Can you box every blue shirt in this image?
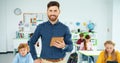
[12,53,33,63]
[28,20,73,60]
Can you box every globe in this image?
[87,23,95,30]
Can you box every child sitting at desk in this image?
[12,43,33,63]
[80,34,94,63]
[96,40,120,63]
[76,33,85,45]
[76,33,85,50]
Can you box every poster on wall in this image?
[23,13,44,32]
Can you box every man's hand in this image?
[34,59,42,63]
[52,40,66,49]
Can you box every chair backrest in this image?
[67,52,78,63]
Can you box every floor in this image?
[0,53,98,63]
[0,52,71,63]
[0,53,14,63]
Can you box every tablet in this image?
[50,37,64,46]
[107,61,118,63]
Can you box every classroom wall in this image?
[0,0,7,52]
[59,0,113,50]
[112,0,120,50]
[0,0,114,52]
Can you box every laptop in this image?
[107,61,118,63]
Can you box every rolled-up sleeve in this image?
[62,27,73,52]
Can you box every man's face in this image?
[47,6,60,22]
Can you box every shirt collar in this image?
[47,20,60,25]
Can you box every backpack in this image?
[67,52,78,63]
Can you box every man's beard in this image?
[48,15,58,21]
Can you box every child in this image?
[80,34,94,63]
[76,33,85,50]
[76,33,85,45]
[12,43,33,63]
[96,40,120,63]
[80,34,93,50]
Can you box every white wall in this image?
[0,0,7,52]
[112,0,120,50]
[59,0,113,49]
[0,0,113,52]
[6,0,50,51]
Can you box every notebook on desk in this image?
[107,61,118,63]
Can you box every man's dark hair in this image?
[47,1,60,9]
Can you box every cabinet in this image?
[13,38,28,49]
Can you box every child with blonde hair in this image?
[96,40,120,63]
[12,43,33,63]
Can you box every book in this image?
[50,37,64,46]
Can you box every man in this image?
[28,1,73,63]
